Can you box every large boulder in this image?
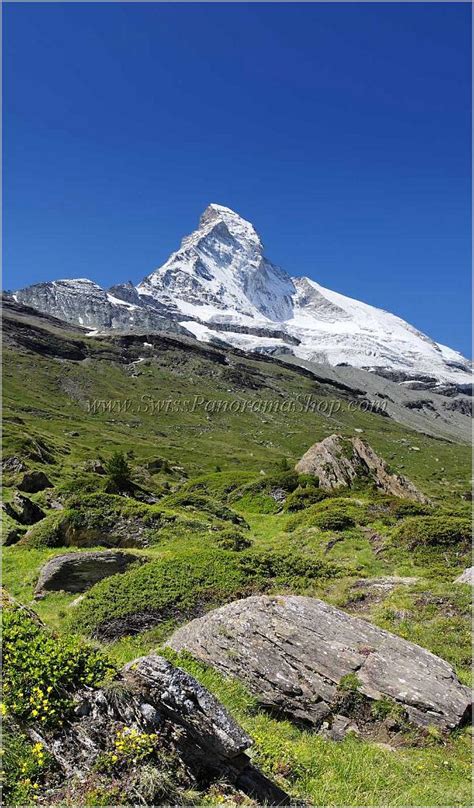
[29,653,289,805]
[35,550,143,595]
[18,470,52,493]
[295,434,429,502]
[167,595,470,732]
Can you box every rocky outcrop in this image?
[35,551,144,596]
[2,492,45,524]
[295,434,429,502]
[454,567,474,585]
[167,595,471,733]
[2,456,27,474]
[28,653,289,805]
[18,470,52,493]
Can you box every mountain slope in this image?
[13,204,472,392]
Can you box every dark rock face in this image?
[18,470,52,493]
[3,527,27,546]
[29,653,289,805]
[14,278,189,336]
[167,595,471,732]
[35,550,143,595]
[2,493,45,525]
[295,434,429,502]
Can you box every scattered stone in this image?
[168,595,471,732]
[35,550,144,595]
[354,576,419,592]
[321,714,359,742]
[81,459,106,474]
[454,567,474,586]
[18,470,52,493]
[2,492,45,525]
[2,455,27,474]
[295,434,429,502]
[67,431,80,437]
[269,487,286,503]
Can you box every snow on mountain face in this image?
[137,204,296,322]
[13,203,472,391]
[138,204,472,389]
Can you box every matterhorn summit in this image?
[13,203,472,392]
[137,203,296,323]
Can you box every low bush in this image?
[214,528,253,551]
[73,545,341,639]
[286,498,364,533]
[2,598,113,727]
[73,549,250,637]
[20,511,66,548]
[283,485,328,512]
[393,516,471,548]
[159,491,247,527]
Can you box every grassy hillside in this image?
[2,304,472,806]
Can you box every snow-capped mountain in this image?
[13,203,472,392]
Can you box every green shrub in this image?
[390,500,433,519]
[229,471,300,503]
[20,511,66,548]
[73,549,250,637]
[338,673,361,693]
[311,511,356,531]
[393,516,471,547]
[2,599,114,726]
[214,528,253,551]
[239,548,340,587]
[55,473,106,499]
[283,485,328,512]
[104,450,133,491]
[73,545,341,639]
[286,498,362,532]
[2,726,54,806]
[160,491,247,527]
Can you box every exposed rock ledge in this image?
[295,434,429,502]
[27,653,289,805]
[167,595,470,732]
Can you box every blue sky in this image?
[4,2,471,356]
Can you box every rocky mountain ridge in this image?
[12,204,472,394]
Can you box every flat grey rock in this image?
[35,550,142,595]
[167,595,471,732]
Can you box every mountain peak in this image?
[198,203,262,249]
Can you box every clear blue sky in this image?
[4,2,471,356]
